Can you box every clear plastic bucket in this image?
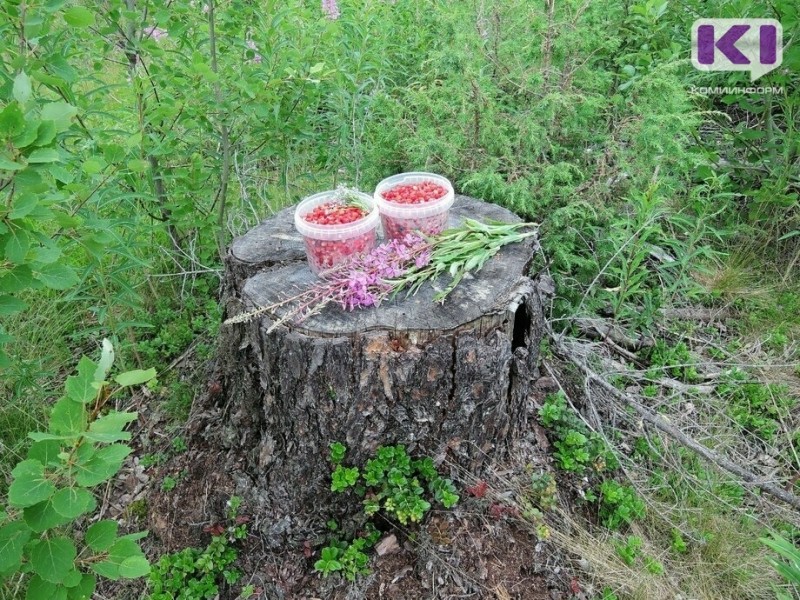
[374,172,455,240]
[294,190,380,275]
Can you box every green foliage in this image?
[539,392,618,474]
[314,532,379,582]
[330,443,459,526]
[529,472,558,511]
[760,533,800,599]
[716,369,797,444]
[598,480,646,530]
[147,504,247,600]
[0,341,152,598]
[647,340,700,383]
[615,535,643,566]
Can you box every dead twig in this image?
[549,331,800,514]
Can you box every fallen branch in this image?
[572,317,655,350]
[549,332,800,513]
[659,307,731,321]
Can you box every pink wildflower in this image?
[321,0,340,20]
[144,26,168,42]
[246,40,263,64]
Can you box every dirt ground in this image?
[99,373,580,600]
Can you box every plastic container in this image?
[374,172,455,240]
[294,190,380,275]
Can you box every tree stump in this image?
[212,195,549,543]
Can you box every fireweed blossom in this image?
[224,234,430,330]
[321,0,340,20]
[246,39,263,64]
[144,26,168,41]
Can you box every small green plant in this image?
[0,340,153,599]
[647,340,699,383]
[160,469,188,492]
[147,499,248,600]
[615,535,643,566]
[760,533,800,599]
[670,528,688,554]
[239,584,256,598]
[598,480,646,530]
[172,436,188,454]
[598,587,620,600]
[716,368,797,442]
[314,532,379,582]
[644,556,664,575]
[539,392,618,474]
[529,472,558,511]
[329,444,459,525]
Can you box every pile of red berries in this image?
[303,202,367,225]
[303,231,375,274]
[381,181,448,204]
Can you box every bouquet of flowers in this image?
[224,218,537,332]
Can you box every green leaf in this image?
[9,194,39,219]
[27,148,60,163]
[85,411,137,442]
[90,560,120,580]
[0,521,32,571]
[35,262,79,290]
[0,154,25,171]
[34,120,57,146]
[40,102,77,133]
[29,536,77,584]
[9,460,56,508]
[65,356,98,403]
[63,6,94,27]
[0,264,34,292]
[5,229,30,264]
[126,159,148,173]
[119,555,150,578]
[81,158,103,174]
[66,574,95,600]
[74,444,131,486]
[0,294,27,316]
[62,568,82,587]
[48,397,86,436]
[94,339,115,381]
[85,520,118,552]
[0,102,25,137]
[13,119,39,148]
[51,487,94,519]
[114,368,156,387]
[24,497,72,532]
[27,439,63,464]
[13,71,32,104]
[25,575,65,600]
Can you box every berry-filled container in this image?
[294,190,380,276]
[374,172,455,241]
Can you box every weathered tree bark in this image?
[208,196,549,544]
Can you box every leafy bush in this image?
[598,480,646,530]
[539,392,618,474]
[314,531,379,582]
[0,341,153,599]
[330,443,459,526]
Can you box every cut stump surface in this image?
[212,195,550,544]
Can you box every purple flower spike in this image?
[321,0,340,20]
[144,26,168,41]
